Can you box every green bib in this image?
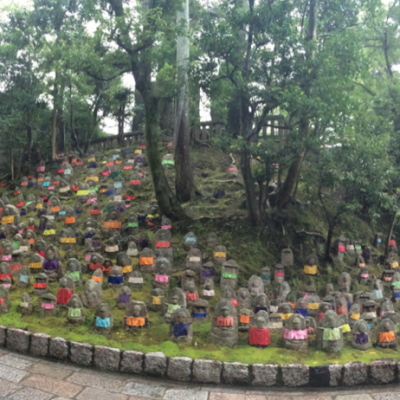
[68,308,82,317]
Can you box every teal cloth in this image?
[96,317,111,328]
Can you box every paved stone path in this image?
[0,348,399,400]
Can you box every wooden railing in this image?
[89,116,289,152]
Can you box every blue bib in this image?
[96,317,111,328]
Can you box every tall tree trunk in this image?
[117,106,125,145]
[145,95,187,220]
[275,0,319,208]
[132,90,144,131]
[174,0,193,203]
[57,83,65,153]
[241,150,260,225]
[325,222,335,260]
[386,211,397,258]
[51,104,57,161]
[27,111,32,170]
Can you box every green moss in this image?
[1,144,398,366]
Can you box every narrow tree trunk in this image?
[132,91,144,131]
[325,222,335,260]
[145,95,187,220]
[117,107,125,145]
[241,150,260,225]
[386,211,397,258]
[11,150,14,181]
[275,152,304,207]
[51,105,57,161]
[27,111,32,170]
[174,0,193,203]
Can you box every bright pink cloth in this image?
[155,274,169,283]
[162,225,171,229]
[338,245,345,252]
[41,303,54,309]
[275,272,284,277]
[283,329,307,340]
[87,198,97,205]
[2,255,11,261]
[85,254,91,261]
[37,166,45,172]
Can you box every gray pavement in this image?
[0,348,398,399]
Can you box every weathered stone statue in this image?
[186,247,202,271]
[274,264,285,284]
[247,275,264,297]
[117,286,131,309]
[128,270,143,290]
[81,279,103,309]
[183,232,197,251]
[220,260,239,289]
[124,301,148,331]
[40,293,57,317]
[56,275,75,309]
[33,273,48,295]
[94,303,113,335]
[210,299,238,346]
[351,319,371,350]
[303,253,318,275]
[377,317,397,348]
[281,248,294,267]
[42,247,62,282]
[107,266,124,289]
[237,288,251,309]
[163,289,185,323]
[139,248,155,273]
[283,314,308,351]
[19,292,33,315]
[67,294,85,325]
[213,245,227,265]
[170,308,193,343]
[153,257,171,291]
[249,310,270,348]
[317,310,343,352]
[148,288,165,312]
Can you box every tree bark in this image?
[275,0,319,208]
[325,222,335,260]
[145,94,187,220]
[174,0,193,203]
[241,150,260,225]
[132,90,144,131]
[51,104,57,161]
[386,211,397,258]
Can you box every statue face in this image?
[172,295,179,305]
[221,307,230,318]
[256,316,265,329]
[133,305,141,317]
[47,250,54,260]
[292,317,301,330]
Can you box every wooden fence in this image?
[90,116,289,152]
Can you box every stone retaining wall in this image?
[1,326,399,387]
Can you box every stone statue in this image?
[67,294,85,325]
[81,279,103,309]
[283,314,308,351]
[210,299,238,346]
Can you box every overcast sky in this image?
[1,0,395,134]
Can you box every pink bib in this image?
[283,329,307,340]
[155,274,169,283]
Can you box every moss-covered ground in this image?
[0,142,398,366]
